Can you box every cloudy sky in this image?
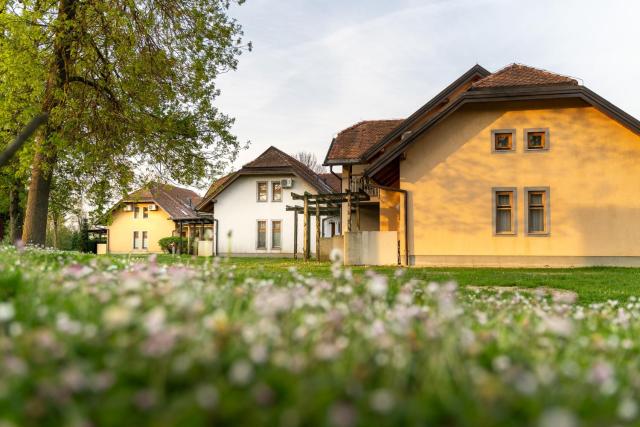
[216,0,640,170]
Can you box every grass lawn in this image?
[2,247,640,426]
[119,254,640,305]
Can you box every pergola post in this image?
[293,211,298,260]
[356,198,361,231]
[178,222,183,255]
[315,201,320,261]
[303,194,309,261]
[346,190,352,232]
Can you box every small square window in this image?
[257,182,268,202]
[272,181,282,202]
[525,129,550,151]
[491,129,516,152]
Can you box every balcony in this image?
[349,176,379,198]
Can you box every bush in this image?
[158,236,186,253]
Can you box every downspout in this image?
[329,165,342,233]
[214,219,219,257]
[366,182,409,266]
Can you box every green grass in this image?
[2,247,640,426]
[118,254,640,304]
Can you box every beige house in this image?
[105,182,209,254]
[324,64,640,267]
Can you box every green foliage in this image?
[159,236,187,253]
[0,0,250,218]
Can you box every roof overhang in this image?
[365,85,640,178]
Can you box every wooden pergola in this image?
[173,213,215,255]
[289,191,369,261]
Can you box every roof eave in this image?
[365,85,640,178]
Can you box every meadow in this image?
[1,246,640,426]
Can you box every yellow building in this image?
[105,182,209,254]
[324,64,640,267]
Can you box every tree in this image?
[295,152,326,174]
[0,0,249,245]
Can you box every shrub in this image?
[158,236,186,253]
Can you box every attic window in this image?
[491,130,516,152]
[525,129,550,151]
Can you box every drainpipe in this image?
[214,219,219,257]
[366,182,409,266]
[329,165,343,233]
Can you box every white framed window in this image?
[271,181,282,202]
[525,187,550,235]
[271,220,282,249]
[134,206,140,219]
[133,231,140,249]
[257,220,267,249]
[142,231,148,249]
[143,207,149,218]
[257,182,268,202]
[492,188,517,235]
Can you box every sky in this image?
[215,0,640,170]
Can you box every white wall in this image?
[214,175,330,256]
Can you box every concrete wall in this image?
[401,99,640,266]
[107,204,176,254]
[344,231,398,266]
[319,235,344,261]
[214,174,326,256]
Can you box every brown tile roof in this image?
[472,63,579,89]
[198,146,336,209]
[319,173,341,192]
[124,182,201,220]
[325,120,404,164]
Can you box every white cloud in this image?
[216,0,640,170]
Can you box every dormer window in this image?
[491,130,516,152]
[525,129,550,151]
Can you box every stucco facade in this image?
[400,99,640,266]
[213,175,325,256]
[107,203,176,254]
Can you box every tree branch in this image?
[68,75,121,108]
[0,114,49,168]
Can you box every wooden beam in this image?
[303,194,309,261]
[315,201,320,261]
[293,211,298,260]
[356,198,360,231]
[346,190,352,232]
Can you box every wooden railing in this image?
[349,176,379,197]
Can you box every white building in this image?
[197,146,340,257]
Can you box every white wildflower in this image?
[369,389,394,413]
[229,359,254,386]
[0,303,15,322]
[102,305,132,329]
[618,397,638,421]
[195,384,219,410]
[368,274,388,297]
[538,407,577,427]
[143,307,166,334]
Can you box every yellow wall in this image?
[401,99,640,264]
[107,204,176,254]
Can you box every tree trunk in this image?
[21,0,77,246]
[51,214,60,249]
[22,140,57,245]
[9,179,24,243]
